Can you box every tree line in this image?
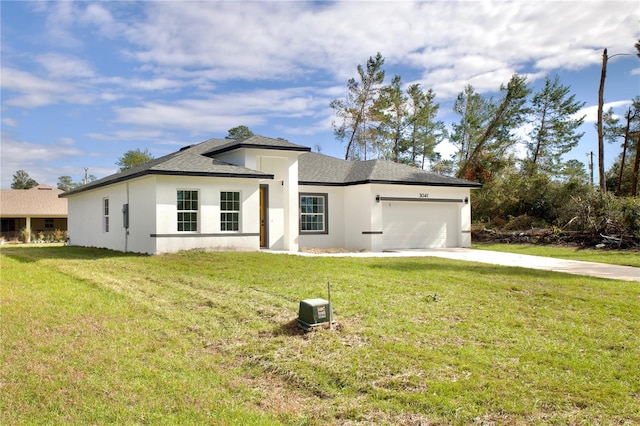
[330,52,596,181]
[330,49,639,240]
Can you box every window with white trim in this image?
[103,198,109,233]
[300,193,328,233]
[220,191,240,231]
[177,190,198,232]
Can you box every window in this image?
[45,219,54,229]
[300,194,327,233]
[177,190,198,232]
[103,198,109,233]
[220,191,240,231]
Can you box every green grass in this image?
[473,243,640,268]
[2,246,639,425]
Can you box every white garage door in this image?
[382,202,459,250]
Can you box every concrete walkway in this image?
[290,248,640,282]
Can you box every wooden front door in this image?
[259,185,268,248]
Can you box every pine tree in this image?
[11,170,38,189]
[452,75,530,182]
[330,53,385,160]
[525,75,586,175]
[406,84,445,169]
[226,125,254,140]
[373,75,407,162]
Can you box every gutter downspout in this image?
[124,182,129,252]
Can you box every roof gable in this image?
[198,135,311,156]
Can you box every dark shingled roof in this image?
[60,135,479,197]
[200,135,311,155]
[299,152,481,188]
[59,136,302,197]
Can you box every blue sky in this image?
[1,1,638,188]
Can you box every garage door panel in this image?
[382,203,458,250]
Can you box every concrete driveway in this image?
[292,248,640,282]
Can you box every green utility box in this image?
[298,298,333,331]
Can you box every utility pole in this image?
[84,167,88,185]
[596,48,631,193]
[597,48,607,193]
[588,151,594,187]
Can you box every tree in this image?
[11,170,38,189]
[116,148,154,171]
[226,125,254,140]
[406,84,445,169]
[331,52,385,160]
[57,174,96,191]
[452,75,530,182]
[373,75,407,162]
[559,159,589,184]
[450,85,491,175]
[57,176,78,192]
[524,75,585,175]
[601,98,640,196]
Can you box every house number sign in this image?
[419,193,429,198]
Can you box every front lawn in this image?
[2,246,639,424]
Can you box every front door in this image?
[259,185,268,248]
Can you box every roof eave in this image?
[299,179,482,188]
[205,143,311,156]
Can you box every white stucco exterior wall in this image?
[298,183,473,252]
[298,185,346,250]
[153,175,261,254]
[66,178,151,252]
[67,174,263,254]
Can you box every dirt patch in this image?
[301,247,371,254]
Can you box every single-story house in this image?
[60,135,481,254]
[1,184,68,242]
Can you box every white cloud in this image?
[0,131,85,187]
[86,129,166,141]
[112,1,638,101]
[576,100,633,123]
[35,53,95,78]
[81,3,116,33]
[40,1,83,48]
[112,87,332,134]
[2,117,17,127]
[0,67,66,107]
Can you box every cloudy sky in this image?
[1,1,638,188]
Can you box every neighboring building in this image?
[60,136,481,254]
[0,184,68,242]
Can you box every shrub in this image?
[505,214,534,230]
[18,228,32,243]
[52,229,66,242]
